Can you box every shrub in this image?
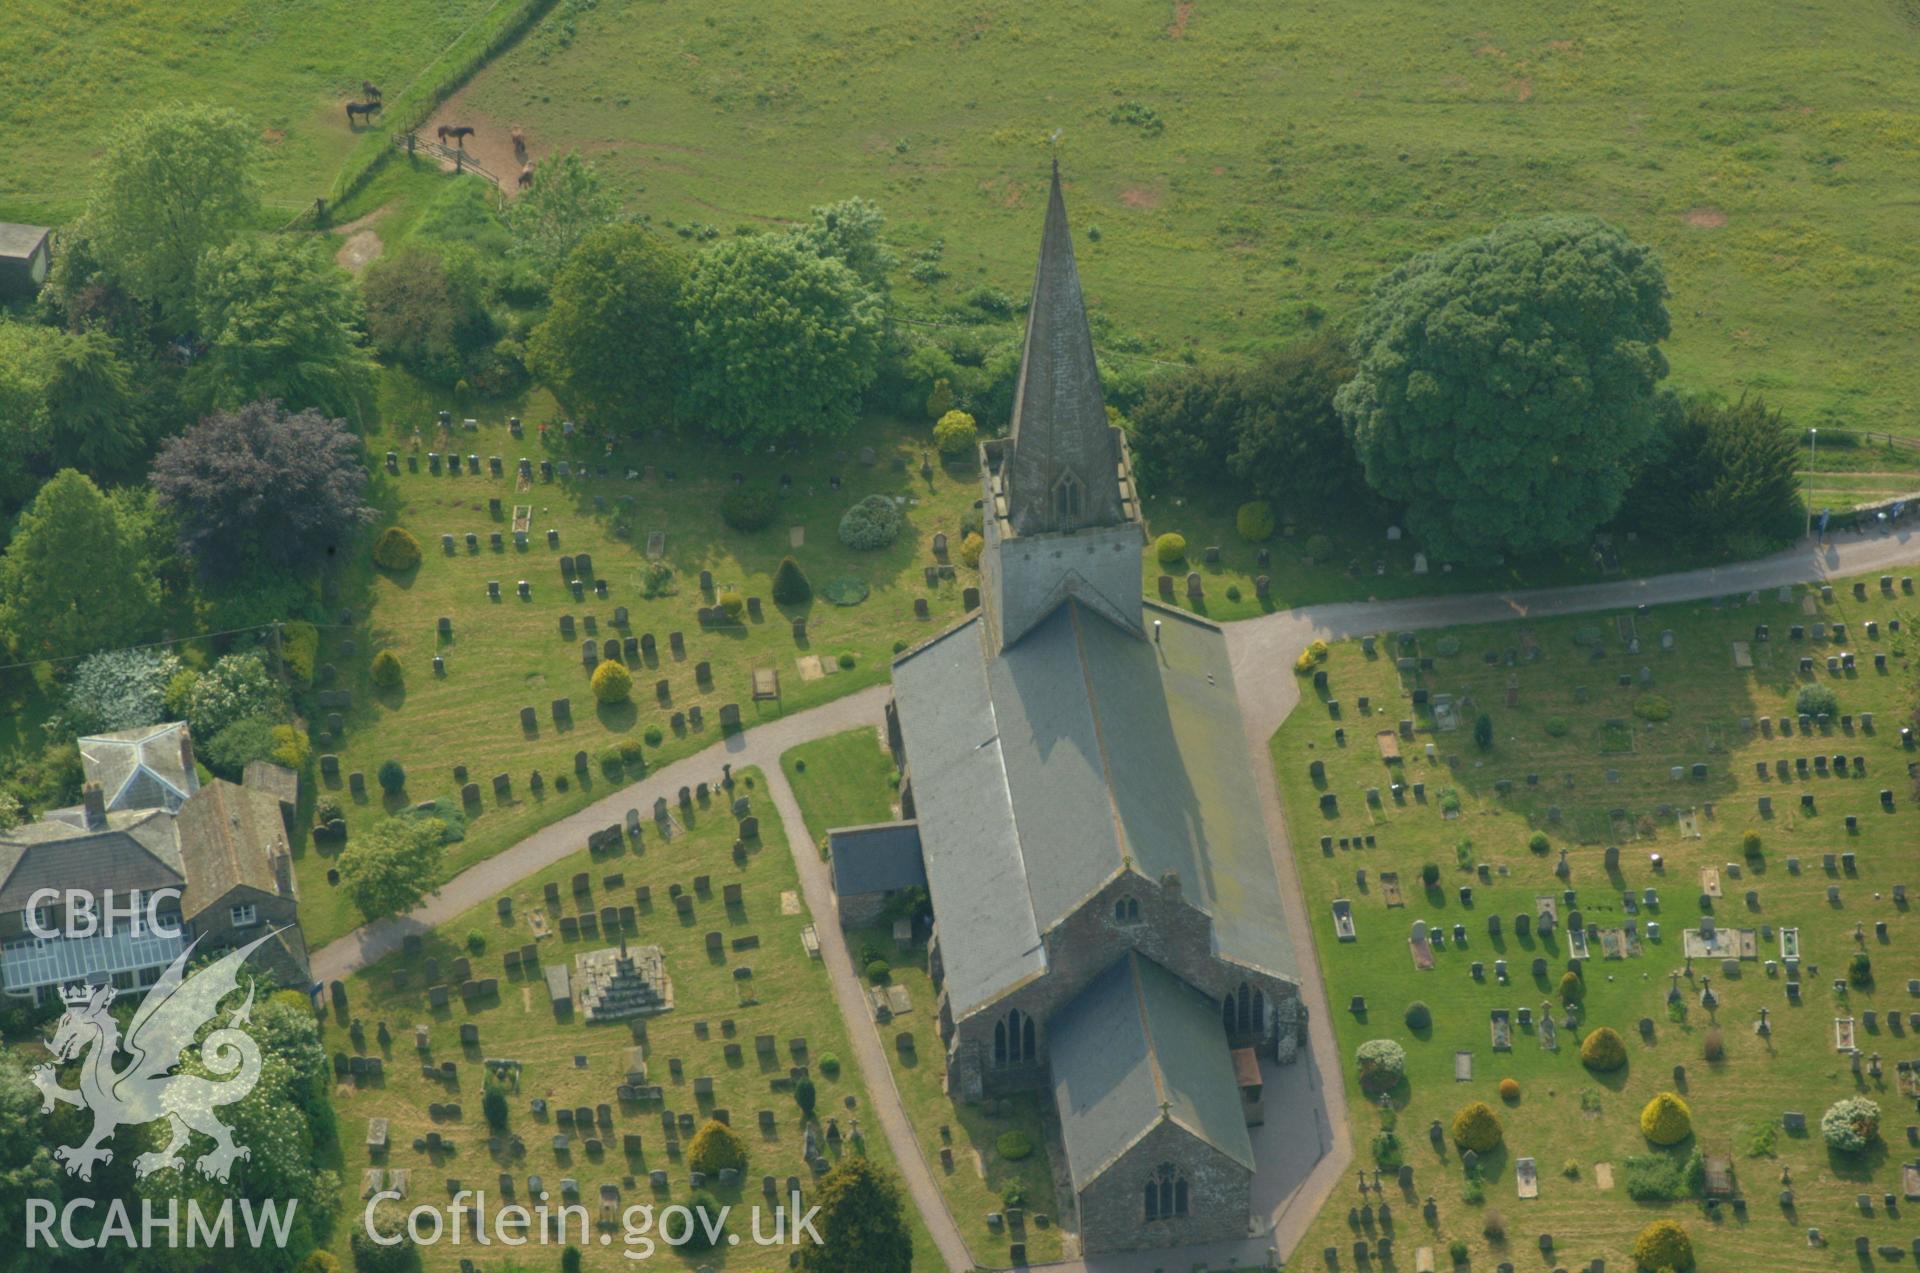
[1622,1151,1700,1201]
[1473,712,1494,749]
[643,726,664,746]
[598,745,625,775]
[794,1077,817,1115]
[1632,693,1672,722]
[717,589,746,622]
[591,660,633,704]
[773,556,812,605]
[1528,831,1551,854]
[618,739,645,768]
[1355,1039,1406,1093]
[1499,1078,1520,1102]
[677,1191,727,1251]
[1742,830,1763,859]
[62,649,184,735]
[377,759,406,795]
[371,526,422,571]
[296,1254,342,1273]
[864,959,891,983]
[482,1087,508,1132]
[1848,951,1872,987]
[316,799,343,825]
[370,649,404,689]
[1419,862,1440,887]
[1225,584,1242,602]
[1581,1026,1627,1072]
[1632,1219,1695,1271]
[1462,1174,1485,1204]
[1404,1001,1431,1030]
[1303,532,1333,561]
[1544,715,1569,737]
[1701,1028,1723,1062]
[837,652,856,670]
[958,532,983,569]
[1448,1239,1469,1265]
[1451,1101,1504,1153]
[1559,970,1584,1004]
[350,1210,414,1272]
[1640,1091,1693,1145]
[932,409,978,457]
[687,1118,749,1175]
[818,1053,840,1077]
[1821,1096,1880,1153]
[1795,683,1838,718]
[1235,500,1276,542]
[204,716,278,778]
[719,486,778,532]
[837,494,902,550]
[1370,1130,1401,1168]
[1482,1209,1506,1241]
[280,621,319,687]
[1154,532,1187,564]
[466,930,486,955]
[562,1247,582,1273]
[995,1131,1033,1161]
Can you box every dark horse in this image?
[517,162,534,189]
[437,124,475,148]
[346,100,382,125]
[362,80,382,102]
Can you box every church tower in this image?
[979,161,1146,654]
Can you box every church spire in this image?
[1002,160,1125,534]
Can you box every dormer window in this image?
[1051,470,1084,526]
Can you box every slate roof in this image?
[1050,952,1256,1188]
[891,599,1297,1018]
[79,722,197,812]
[173,779,291,917]
[828,822,927,897]
[0,223,49,261]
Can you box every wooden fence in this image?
[394,133,503,188]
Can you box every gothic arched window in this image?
[995,1008,1035,1066]
[1225,982,1267,1037]
[1052,470,1084,526]
[1145,1163,1188,1221]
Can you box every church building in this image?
[828,162,1303,1254]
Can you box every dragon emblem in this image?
[30,930,283,1183]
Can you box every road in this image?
[310,522,1920,1271]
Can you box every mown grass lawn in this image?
[317,765,944,1272]
[298,414,979,945]
[1275,573,1920,1269]
[781,729,1067,1265]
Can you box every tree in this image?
[773,556,812,605]
[151,401,375,577]
[1450,1101,1504,1152]
[0,469,160,658]
[185,234,375,417]
[797,1156,913,1273]
[1355,1039,1406,1093]
[187,652,283,740]
[1632,1219,1694,1271]
[204,715,279,777]
[787,196,897,292]
[682,235,884,443]
[1337,216,1671,559]
[1794,684,1837,718]
[506,151,618,273]
[360,247,496,385]
[338,816,445,920]
[1580,1026,1628,1072]
[482,1087,508,1133]
[1821,1096,1881,1152]
[592,660,633,704]
[83,102,260,320]
[1473,713,1494,750]
[0,323,146,492]
[686,1119,748,1175]
[838,494,902,549]
[62,649,182,734]
[1640,1092,1693,1145]
[377,759,406,795]
[527,224,686,426]
[794,1077,818,1116]
[1226,339,1367,516]
[0,1051,64,1252]
[1236,500,1276,542]
[371,649,404,689]
[1621,395,1802,547]
[932,410,978,458]
[372,527,423,572]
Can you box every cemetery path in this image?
[308,685,893,984]
[762,760,978,1273]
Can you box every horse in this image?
[437,124,475,148]
[510,126,526,157]
[518,162,535,190]
[346,100,382,125]
[362,80,382,102]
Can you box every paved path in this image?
[311,523,1920,1270]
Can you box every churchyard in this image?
[315,765,942,1271]
[1275,572,1920,1269]
[780,728,1068,1266]
[298,413,979,944]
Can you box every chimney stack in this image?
[81,783,107,831]
[272,847,294,897]
[1159,869,1182,901]
[178,727,197,790]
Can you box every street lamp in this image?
[1805,427,1818,538]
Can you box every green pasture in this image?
[1274,573,1920,1268]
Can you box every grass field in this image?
[781,730,1068,1265]
[0,0,516,223]
[437,0,1920,435]
[1273,573,1920,1269]
[317,765,944,1272]
[297,413,979,946]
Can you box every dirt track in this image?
[422,84,533,196]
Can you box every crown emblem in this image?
[61,981,97,1006]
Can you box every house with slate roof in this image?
[828,163,1302,1254]
[0,722,308,1002]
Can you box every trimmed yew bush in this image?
[1640,1091,1692,1145]
[1450,1101,1504,1153]
[1581,1026,1628,1072]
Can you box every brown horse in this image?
[346,100,381,125]
[362,80,382,102]
[518,162,535,190]
[437,124,475,148]
[510,126,526,157]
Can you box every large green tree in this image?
[506,151,618,273]
[0,469,159,658]
[338,816,446,920]
[1336,215,1671,559]
[83,103,261,321]
[682,235,884,443]
[0,323,144,510]
[359,247,496,385]
[1621,394,1802,547]
[797,1156,912,1273]
[0,1050,64,1252]
[787,197,896,292]
[527,224,686,425]
[185,236,375,418]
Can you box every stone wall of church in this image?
[1074,1119,1252,1255]
[983,517,1145,652]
